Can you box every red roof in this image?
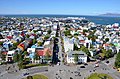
[21,33,25,37]
[19,43,25,48]
[103,43,110,46]
[2,52,7,55]
[80,40,85,43]
[44,48,52,56]
[31,34,36,36]
[36,48,52,56]
[36,50,44,56]
[7,36,13,39]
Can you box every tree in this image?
[87,35,92,40]
[100,49,112,59]
[64,25,70,28]
[13,53,19,62]
[105,38,109,43]
[23,51,28,56]
[90,44,94,49]
[26,34,30,38]
[74,44,79,51]
[74,54,78,64]
[65,27,68,30]
[18,60,25,69]
[105,49,112,58]
[102,49,106,54]
[45,51,51,61]
[33,39,36,44]
[116,32,119,36]
[33,30,38,33]
[47,29,52,34]
[34,53,40,60]
[1,54,6,61]
[0,42,3,45]
[83,29,88,34]
[99,49,107,59]
[91,35,97,42]
[19,53,23,61]
[74,33,79,36]
[37,42,42,46]
[45,51,51,57]
[44,35,50,40]
[115,52,120,68]
[80,46,90,56]
[23,58,30,64]
[13,42,19,47]
[9,46,16,50]
[64,30,71,36]
[110,43,115,46]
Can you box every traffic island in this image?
[87,73,113,79]
[24,74,48,79]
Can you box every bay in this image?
[0,14,120,25]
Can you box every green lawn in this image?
[87,73,113,79]
[24,64,48,69]
[24,74,48,79]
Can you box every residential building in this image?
[66,51,87,64]
[6,50,15,62]
[64,37,74,52]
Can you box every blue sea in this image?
[1,14,120,25]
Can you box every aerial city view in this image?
[0,0,120,79]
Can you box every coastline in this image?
[0,14,120,25]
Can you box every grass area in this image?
[87,73,113,79]
[24,74,48,79]
[24,64,48,69]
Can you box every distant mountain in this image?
[99,13,120,17]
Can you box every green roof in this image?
[114,43,120,47]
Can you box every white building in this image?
[27,48,35,53]
[44,40,50,46]
[84,38,92,49]
[67,51,87,64]
[64,37,74,52]
[6,50,15,62]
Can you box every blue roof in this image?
[36,46,44,48]
[29,52,35,58]
[31,45,37,48]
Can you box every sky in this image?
[0,0,120,15]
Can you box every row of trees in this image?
[115,52,120,68]
[74,44,115,60]
[74,54,78,63]
[74,45,91,56]
[64,30,71,36]
[44,35,50,40]
[0,42,3,45]
[99,49,114,59]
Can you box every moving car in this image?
[23,73,29,76]
[80,66,85,68]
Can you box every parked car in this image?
[84,63,88,65]
[106,61,109,64]
[23,73,29,76]
[80,66,85,68]
[94,63,99,68]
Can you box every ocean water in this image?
[1,15,120,25]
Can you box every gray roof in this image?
[67,51,87,57]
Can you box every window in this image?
[29,50,32,53]
[8,54,12,56]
